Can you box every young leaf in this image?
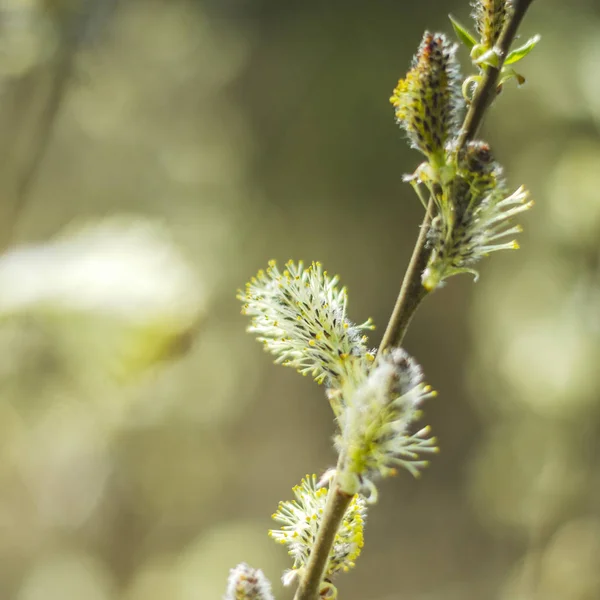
[499,67,526,87]
[448,14,477,50]
[474,46,501,68]
[504,34,541,65]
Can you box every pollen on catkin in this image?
[269,475,366,584]
[336,348,438,502]
[472,0,513,49]
[238,260,375,398]
[390,31,463,164]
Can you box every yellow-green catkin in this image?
[472,0,513,48]
[269,475,366,585]
[422,140,532,290]
[390,32,462,165]
[238,261,375,409]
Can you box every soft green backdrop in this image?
[0,1,598,599]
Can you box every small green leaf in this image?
[462,75,481,101]
[470,44,487,61]
[474,47,501,68]
[448,14,477,50]
[504,34,541,65]
[498,67,527,88]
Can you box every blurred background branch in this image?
[0,0,118,249]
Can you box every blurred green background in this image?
[0,0,599,599]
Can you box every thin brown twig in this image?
[294,3,536,599]
[376,200,432,354]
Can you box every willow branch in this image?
[294,3,536,600]
[378,0,535,354]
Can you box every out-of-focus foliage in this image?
[0,1,598,600]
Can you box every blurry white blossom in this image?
[0,218,205,375]
[224,563,274,600]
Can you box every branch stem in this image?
[292,466,353,600]
[377,201,433,352]
[294,3,536,598]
